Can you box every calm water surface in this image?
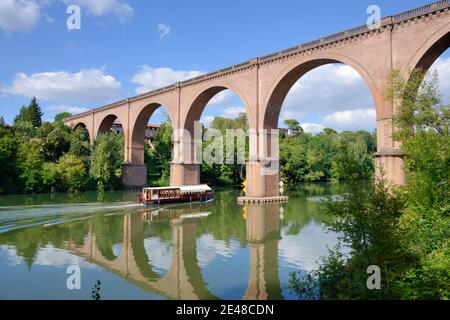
[0,184,354,300]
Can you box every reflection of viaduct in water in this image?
[244,204,282,300]
[65,205,284,300]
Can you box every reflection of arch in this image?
[263,54,379,130]
[97,114,122,136]
[129,213,163,280]
[65,212,217,299]
[182,84,251,134]
[407,23,450,73]
[158,219,219,299]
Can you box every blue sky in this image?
[0,0,449,132]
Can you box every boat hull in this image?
[139,194,213,206]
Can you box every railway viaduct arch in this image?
[64,1,450,199]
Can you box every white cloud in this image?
[0,0,40,33]
[1,68,123,103]
[45,104,90,116]
[43,13,53,23]
[200,116,215,127]
[209,90,230,105]
[281,64,374,119]
[157,23,171,38]
[34,245,95,268]
[281,110,305,123]
[222,106,245,118]
[196,235,240,267]
[1,245,24,266]
[144,238,172,276]
[61,0,133,21]
[132,66,204,94]
[301,122,325,134]
[323,108,376,132]
[430,56,450,103]
[279,222,340,271]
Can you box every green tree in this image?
[323,128,337,136]
[0,137,20,193]
[389,69,450,299]
[14,105,32,125]
[91,132,124,191]
[54,112,72,123]
[58,154,89,192]
[18,141,44,193]
[69,126,91,159]
[41,124,71,161]
[28,97,43,128]
[145,119,173,186]
[41,162,61,193]
[284,119,303,137]
[291,69,450,300]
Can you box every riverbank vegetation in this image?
[0,99,124,194]
[144,113,376,187]
[1,97,377,193]
[287,70,450,300]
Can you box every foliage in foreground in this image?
[288,69,450,300]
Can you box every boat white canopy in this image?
[179,185,212,193]
[143,184,212,192]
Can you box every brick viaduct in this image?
[64,1,450,200]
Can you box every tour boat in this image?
[139,184,214,205]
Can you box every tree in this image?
[14,106,32,125]
[389,69,450,299]
[284,119,303,137]
[91,132,124,191]
[295,69,450,300]
[18,141,44,193]
[58,154,89,192]
[0,118,14,139]
[145,120,173,186]
[54,112,72,123]
[0,137,20,193]
[69,126,91,159]
[323,128,337,136]
[41,124,71,161]
[28,97,43,128]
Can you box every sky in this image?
[0,0,449,133]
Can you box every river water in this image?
[0,183,351,300]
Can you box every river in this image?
[0,183,353,300]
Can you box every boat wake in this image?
[0,201,141,233]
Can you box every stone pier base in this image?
[237,196,289,204]
[170,163,200,186]
[375,148,405,185]
[121,164,147,187]
[245,160,280,198]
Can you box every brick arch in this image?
[73,121,92,144]
[96,113,124,136]
[181,82,253,134]
[262,53,380,130]
[406,22,450,74]
[130,102,174,165]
